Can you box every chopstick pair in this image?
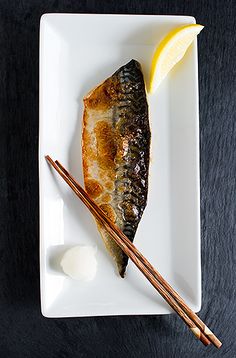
[45,155,222,348]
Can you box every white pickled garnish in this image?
[60,245,97,281]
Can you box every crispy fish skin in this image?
[82,59,150,277]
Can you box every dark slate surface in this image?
[0,1,235,357]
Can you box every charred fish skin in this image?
[82,59,150,277]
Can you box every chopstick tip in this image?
[45,155,54,165]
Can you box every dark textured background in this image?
[0,1,235,357]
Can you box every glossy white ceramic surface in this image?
[39,14,201,317]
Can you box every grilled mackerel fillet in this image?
[82,59,150,277]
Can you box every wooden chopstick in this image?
[45,155,222,348]
[54,159,221,349]
[54,158,222,349]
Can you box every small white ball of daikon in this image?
[60,245,97,281]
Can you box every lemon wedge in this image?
[149,24,204,93]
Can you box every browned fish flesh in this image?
[82,59,150,277]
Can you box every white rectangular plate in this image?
[39,14,201,317]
